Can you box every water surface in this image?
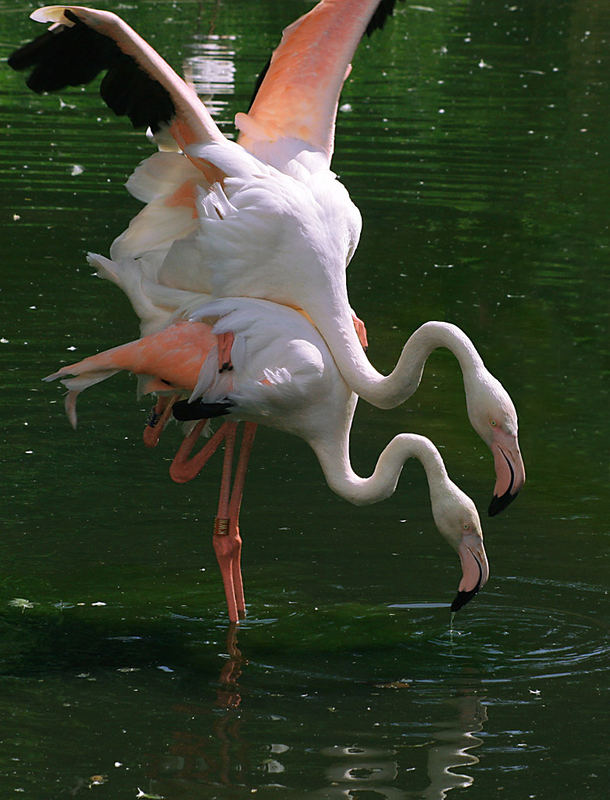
[0,1,608,797]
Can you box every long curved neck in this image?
[318,312,486,410]
[310,431,451,507]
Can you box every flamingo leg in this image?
[226,423,257,619]
[213,422,240,622]
[143,394,178,448]
[169,420,232,483]
[213,423,257,622]
[170,416,257,623]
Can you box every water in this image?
[0,0,608,797]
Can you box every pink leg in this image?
[169,416,257,623]
[143,394,177,448]
[213,422,240,622]
[169,420,232,484]
[226,423,257,619]
[213,423,257,622]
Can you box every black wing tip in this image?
[8,12,176,132]
[488,489,519,517]
[63,9,81,24]
[365,0,400,36]
[8,30,55,75]
[173,399,233,421]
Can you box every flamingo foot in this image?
[143,395,177,448]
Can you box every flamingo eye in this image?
[463,523,471,531]
[490,419,497,427]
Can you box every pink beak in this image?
[451,534,490,612]
[488,431,525,516]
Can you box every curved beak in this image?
[488,432,525,516]
[451,534,490,612]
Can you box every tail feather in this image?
[44,368,120,429]
[88,251,211,336]
[44,320,216,426]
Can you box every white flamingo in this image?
[45,297,490,622]
[8,1,525,512]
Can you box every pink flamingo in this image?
[9,2,524,513]
[45,298,490,622]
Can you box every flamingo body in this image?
[8,1,525,620]
[9,3,524,511]
[45,298,489,617]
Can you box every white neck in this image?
[311,431,451,507]
[317,309,486,410]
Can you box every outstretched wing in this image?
[236,0,399,167]
[8,5,225,152]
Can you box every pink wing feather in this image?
[237,0,388,163]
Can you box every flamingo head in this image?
[431,483,490,611]
[465,370,525,517]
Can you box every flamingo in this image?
[44,298,490,622]
[8,2,525,512]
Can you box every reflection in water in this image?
[215,623,246,710]
[420,695,486,800]
[146,627,487,799]
[310,696,485,800]
[183,36,236,125]
[321,744,400,798]
[149,626,246,790]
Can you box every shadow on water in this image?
[2,578,607,680]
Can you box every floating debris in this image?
[8,598,34,612]
[374,680,411,690]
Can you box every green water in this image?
[0,1,608,797]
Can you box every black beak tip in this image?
[451,586,479,612]
[488,489,519,517]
